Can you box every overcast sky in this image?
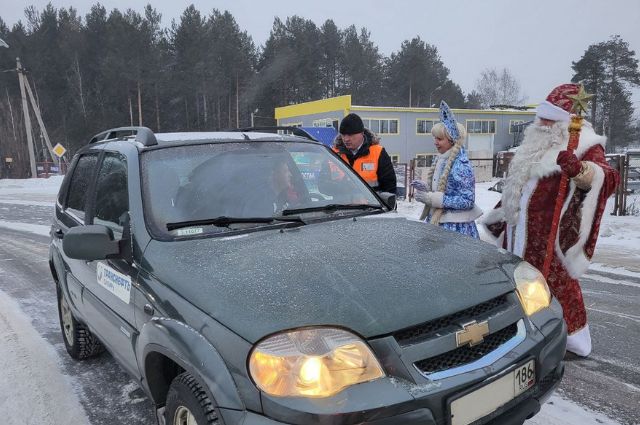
[3,0,640,114]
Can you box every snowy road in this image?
[0,179,637,424]
[0,228,155,425]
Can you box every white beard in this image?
[502,120,569,225]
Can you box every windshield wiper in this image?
[281,204,384,216]
[167,216,305,231]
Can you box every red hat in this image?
[536,83,580,122]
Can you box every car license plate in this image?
[450,360,535,425]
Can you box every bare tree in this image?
[475,68,527,108]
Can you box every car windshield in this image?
[141,141,382,238]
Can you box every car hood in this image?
[142,214,521,343]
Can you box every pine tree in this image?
[384,37,462,108]
[572,35,640,150]
[319,20,341,98]
[340,26,383,105]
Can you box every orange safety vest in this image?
[333,144,382,188]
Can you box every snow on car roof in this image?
[154,131,296,142]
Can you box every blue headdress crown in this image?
[439,100,459,141]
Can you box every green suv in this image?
[49,126,566,425]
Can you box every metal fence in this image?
[393,163,408,200]
[607,152,639,216]
[407,155,497,201]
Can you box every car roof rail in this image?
[89,126,158,146]
[233,126,318,142]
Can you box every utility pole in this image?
[16,57,37,178]
[236,73,240,128]
[137,81,142,125]
[23,72,59,168]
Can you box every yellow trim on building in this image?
[274,95,535,125]
[275,95,352,120]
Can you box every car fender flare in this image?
[49,247,79,314]
[137,317,244,410]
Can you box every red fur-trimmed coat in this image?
[482,124,619,334]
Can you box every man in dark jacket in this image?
[332,113,397,194]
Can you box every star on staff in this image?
[568,85,593,115]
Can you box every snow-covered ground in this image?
[1,175,637,425]
[399,180,640,275]
[0,288,90,425]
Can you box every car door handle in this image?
[143,304,154,316]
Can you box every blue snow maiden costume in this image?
[414,101,482,238]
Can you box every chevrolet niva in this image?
[49,126,566,425]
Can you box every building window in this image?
[390,154,400,164]
[416,119,436,135]
[313,118,339,129]
[509,120,527,134]
[362,118,399,135]
[467,120,496,134]
[414,153,436,167]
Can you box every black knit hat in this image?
[339,113,365,135]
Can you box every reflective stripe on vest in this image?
[334,145,383,187]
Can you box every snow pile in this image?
[0,175,62,204]
[0,288,90,424]
[527,394,622,424]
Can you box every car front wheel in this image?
[57,286,104,359]
[165,372,220,425]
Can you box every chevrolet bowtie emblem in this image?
[456,320,490,347]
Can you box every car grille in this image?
[414,322,519,375]
[394,294,510,346]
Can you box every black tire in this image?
[57,286,105,360]
[165,372,220,425]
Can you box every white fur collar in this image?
[529,122,607,179]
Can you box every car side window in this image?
[93,153,129,233]
[65,153,99,222]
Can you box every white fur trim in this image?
[513,178,537,257]
[536,100,571,122]
[480,207,504,225]
[554,162,605,279]
[430,191,444,208]
[566,324,592,357]
[478,207,505,246]
[529,124,607,180]
[440,204,483,223]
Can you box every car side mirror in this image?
[63,225,120,261]
[377,192,397,211]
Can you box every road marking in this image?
[587,307,640,323]
[0,199,55,207]
[583,273,640,289]
[0,220,50,237]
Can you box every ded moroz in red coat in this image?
[481,121,619,355]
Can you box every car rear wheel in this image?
[165,372,220,425]
[57,286,104,359]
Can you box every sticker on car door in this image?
[96,262,132,304]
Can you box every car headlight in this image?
[514,261,551,316]
[248,327,385,398]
